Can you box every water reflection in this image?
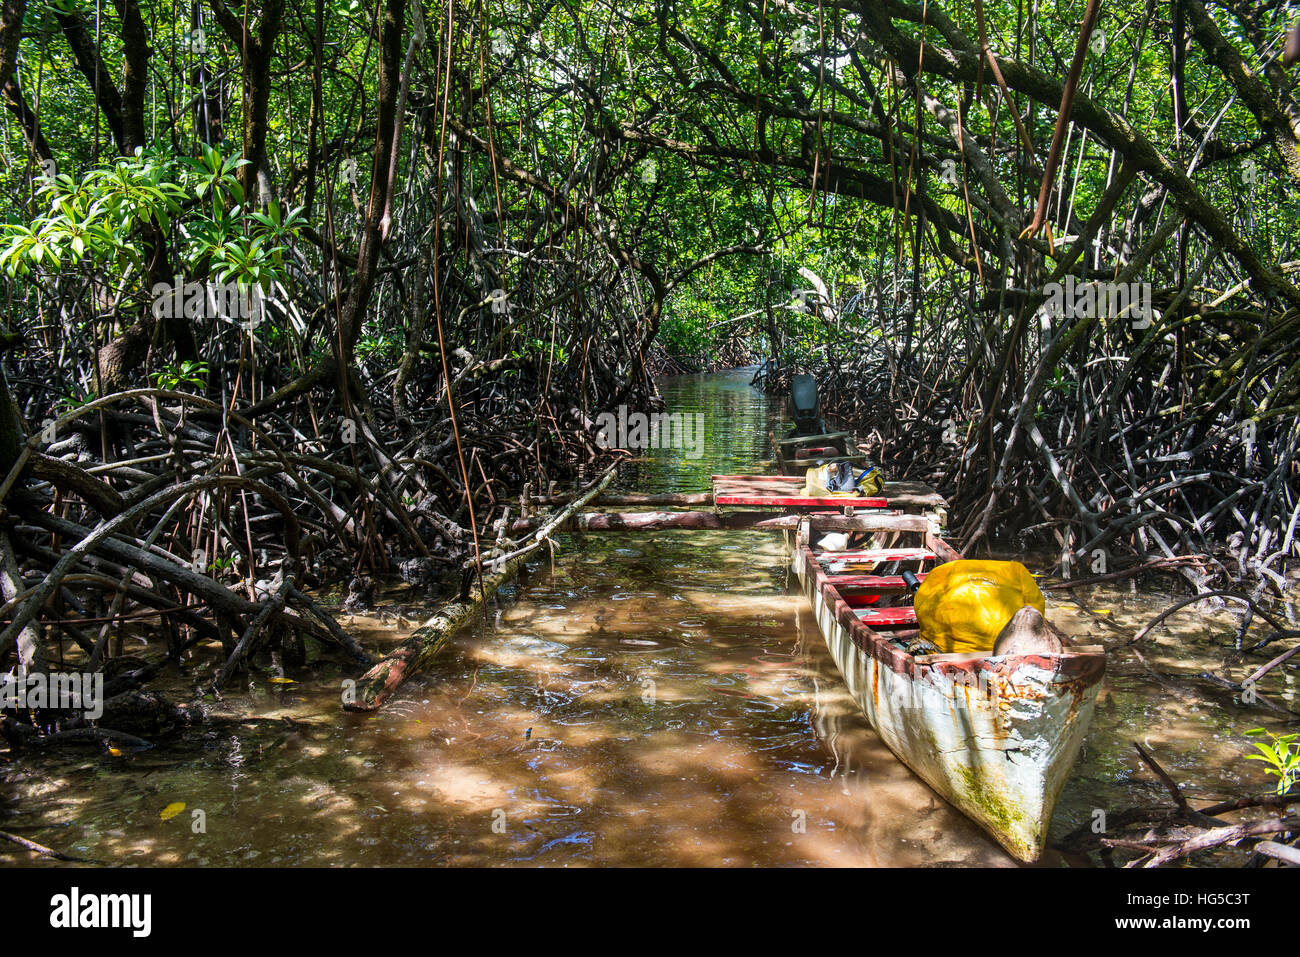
[615,368,779,493]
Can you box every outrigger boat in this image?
[707,474,1105,861]
[759,378,1105,859]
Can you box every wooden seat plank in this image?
[715,494,892,508]
[826,573,929,590]
[818,548,935,565]
[775,431,853,447]
[855,607,919,627]
[711,475,947,511]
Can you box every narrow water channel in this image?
[2,369,1295,866]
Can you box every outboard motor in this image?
[781,373,849,465]
[790,374,825,436]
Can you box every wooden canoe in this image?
[792,517,1105,862]
[771,429,864,475]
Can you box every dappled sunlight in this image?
[3,371,1292,868]
[0,521,1010,867]
[4,540,1289,868]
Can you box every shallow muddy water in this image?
[2,369,1296,866]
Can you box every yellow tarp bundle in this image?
[802,465,884,497]
[913,560,1045,654]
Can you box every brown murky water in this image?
[2,369,1296,866]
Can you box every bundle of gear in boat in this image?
[785,374,1072,660]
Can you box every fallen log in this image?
[342,468,616,712]
[510,510,933,534]
[0,828,99,864]
[1137,815,1300,868]
[341,558,523,712]
[1253,840,1300,866]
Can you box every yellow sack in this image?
[914,560,1045,655]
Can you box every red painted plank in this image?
[714,495,892,508]
[854,607,919,627]
[819,548,935,564]
[827,573,929,589]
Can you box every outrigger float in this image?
[519,470,1105,861]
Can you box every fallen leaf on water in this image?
[160,802,186,820]
[269,677,295,684]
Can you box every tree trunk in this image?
[335,0,405,372]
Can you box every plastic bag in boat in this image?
[913,560,1045,655]
[803,462,884,497]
